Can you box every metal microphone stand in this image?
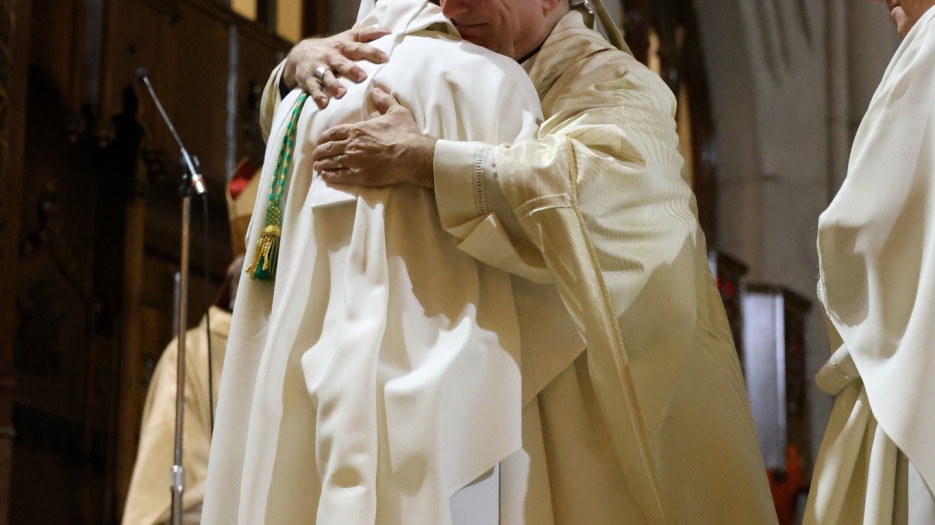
[137,68,207,525]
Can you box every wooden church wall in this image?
[1,1,34,524]
[6,0,292,522]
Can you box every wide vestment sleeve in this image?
[496,66,695,523]
[815,7,935,493]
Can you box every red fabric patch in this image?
[228,159,256,200]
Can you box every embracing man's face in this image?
[873,0,935,38]
[439,0,551,60]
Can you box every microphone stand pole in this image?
[138,69,206,525]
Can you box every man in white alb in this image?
[201,1,543,524]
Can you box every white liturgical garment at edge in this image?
[817,6,935,492]
[201,1,542,524]
[806,8,935,522]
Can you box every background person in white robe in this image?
[295,0,777,523]
[201,1,544,524]
[804,1,935,523]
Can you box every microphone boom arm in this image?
[137,68,206,195]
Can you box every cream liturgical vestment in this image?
[123,307,230,525]
[433,9,778,525]
[805,8,935,525]
[201,2,541,524]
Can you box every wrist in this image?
[282,62,298,90]
[412,136,437,189]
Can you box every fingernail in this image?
[336,87,346,98]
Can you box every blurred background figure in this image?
[121,160,258,525]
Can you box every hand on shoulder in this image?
[284,27,391,109]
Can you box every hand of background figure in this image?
[312,87,436,189]
[283,27,390,108]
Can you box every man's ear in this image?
[542,0,567,15]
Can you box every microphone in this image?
[137,65,212,525]
[136,67,207,196]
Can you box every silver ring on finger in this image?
[314,66,328,82]
[337,154,344,168]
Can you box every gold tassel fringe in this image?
[246,224,282,281]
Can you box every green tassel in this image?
[248,92,308,282]
[247,225,282,281]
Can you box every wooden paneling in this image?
[0,0,33,521]
[26,0,84,116]
[102,0,228,185]
[231,0,256,20]
[276,0,301,42]
[304,0,331,37]
[11,62,106,525]
[6,0,291,521]
[236,24,282,166]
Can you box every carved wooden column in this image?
[303,0,330,36]
[0,0,31,522]
[622,0,651,64]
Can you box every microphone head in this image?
[136,67,150,81]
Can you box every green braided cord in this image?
[249,92,309,281]
[267,93,309,207]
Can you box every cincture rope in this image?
[247,92,309,281]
